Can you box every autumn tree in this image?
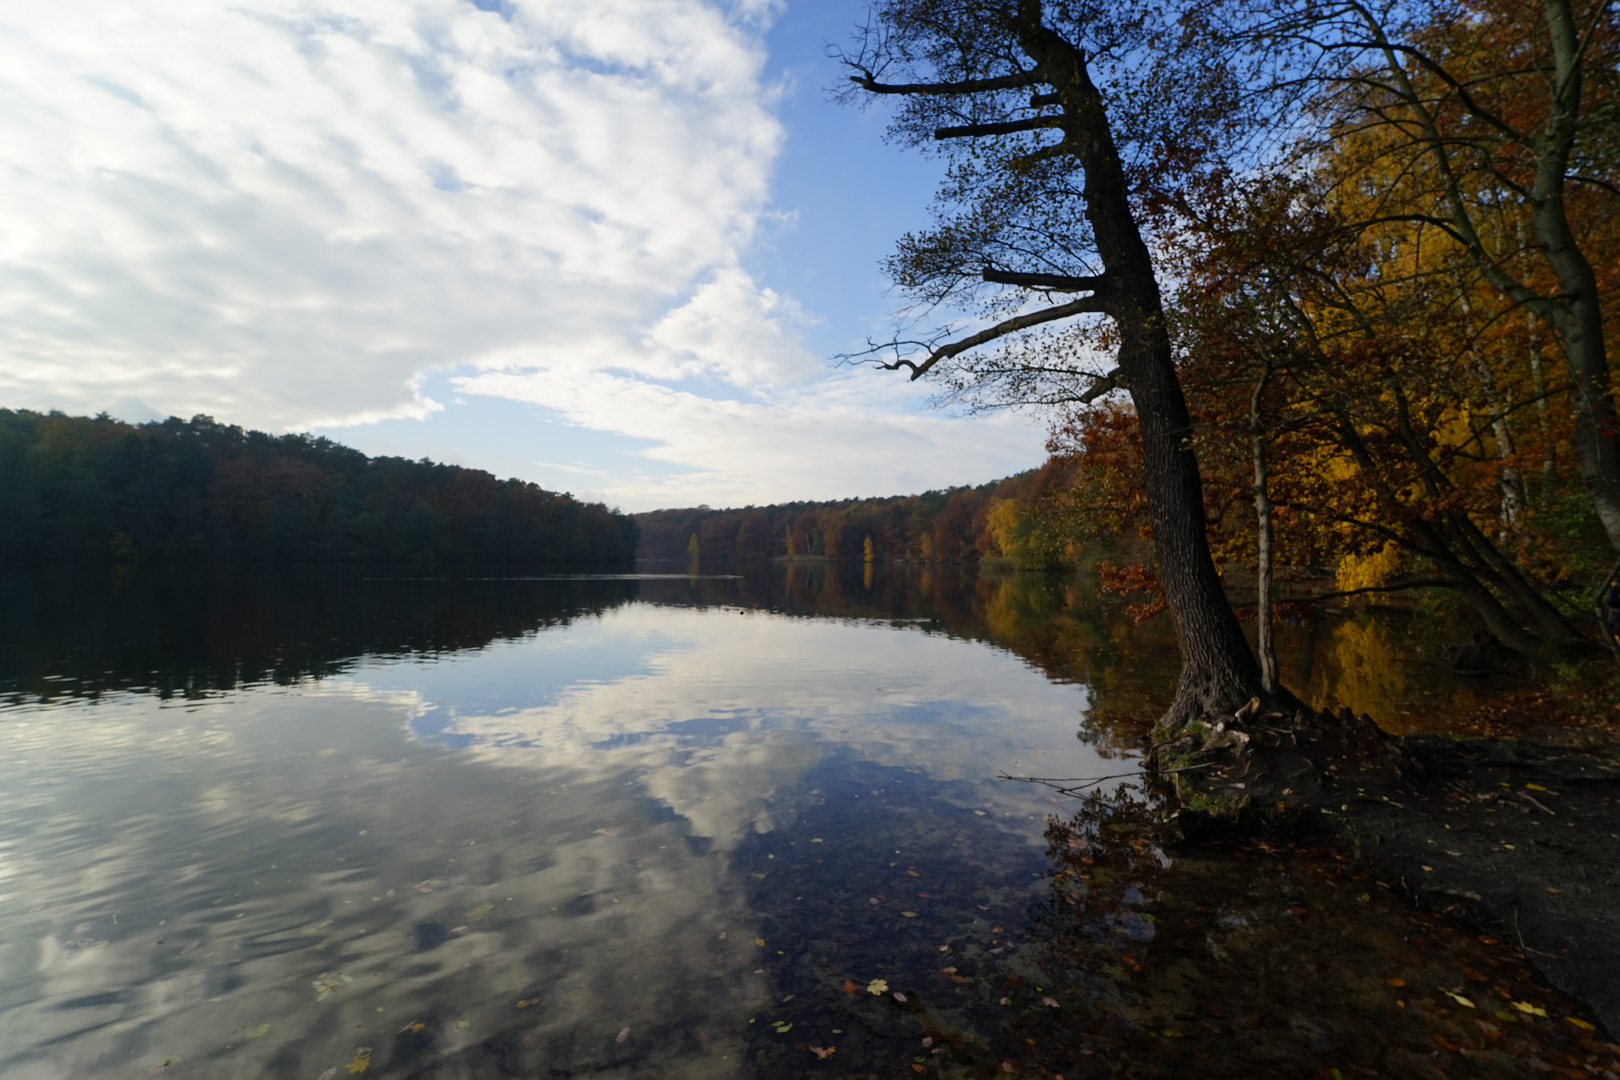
[1219,0,1620,551]
[838,0,1265,725]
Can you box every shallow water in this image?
[0,563,1612,1079]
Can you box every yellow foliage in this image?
[1336,543,1403,595]
[983,498,1021,558]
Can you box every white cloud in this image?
[0,0,1049,506]
[0,0,782,428]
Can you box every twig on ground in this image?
[999,764,1212,797]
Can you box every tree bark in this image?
[1012,1,1263,726]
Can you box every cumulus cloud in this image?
[0,0,1047,505]
[0,0,783,427]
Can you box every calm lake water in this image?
[0,562,1611,1079]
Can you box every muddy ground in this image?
[1155,707,1620,1039]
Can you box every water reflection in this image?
[0,567,1111,1079]
[0,561,1570,1079]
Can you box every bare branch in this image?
[981,268,1105,291]
[935,117,1065,140]
[882,296,1110,381]
[847,70,1041,96]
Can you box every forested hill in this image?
[635,458,1083,565]
[0,410,638,563]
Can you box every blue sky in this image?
[0,0,1050,510]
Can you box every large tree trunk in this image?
[1017,3,1264,727]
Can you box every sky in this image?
[0,0,1052,511]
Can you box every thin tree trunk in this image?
[1252,361,1279,695]
[1455,284,1526,528]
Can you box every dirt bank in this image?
[1153,706,1620,1038]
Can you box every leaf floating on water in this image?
[1545,887,1564,894]
[901,911,918,918]
[772,1022,792,1034]
[1442,990,1475,1009]
[912,1065,926,1074]
[922,1037,933,1048]
[345,1047,372,1074]
[754,938,765,946]
[809,1045,836,1059]
[1510,1000,1548,1017]
[248,1023,271,1038]
[893,992,908,1003]
[398,1022,425,1034]
[616,1027,630,1044]
[516,999,537,1008]
[467,904,492,922]
[1043,997,1061,1008]
[1526,783,1547,791]
[867,979,889,995]
[455,1020,471,1030]
[145,1060,173,1076]
[1386,978,1405,987]
[316,1069,337,1080]
[1568,1017,1596,1031]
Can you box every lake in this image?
[0,562,1607,1078]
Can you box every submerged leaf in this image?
[248,1024,271,1038]
[345,1047,373,1075]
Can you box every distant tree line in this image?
[635,458,1088,567]
[0,410,639,563]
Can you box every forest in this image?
[0,409,639,564]
[634,456,1098,567]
